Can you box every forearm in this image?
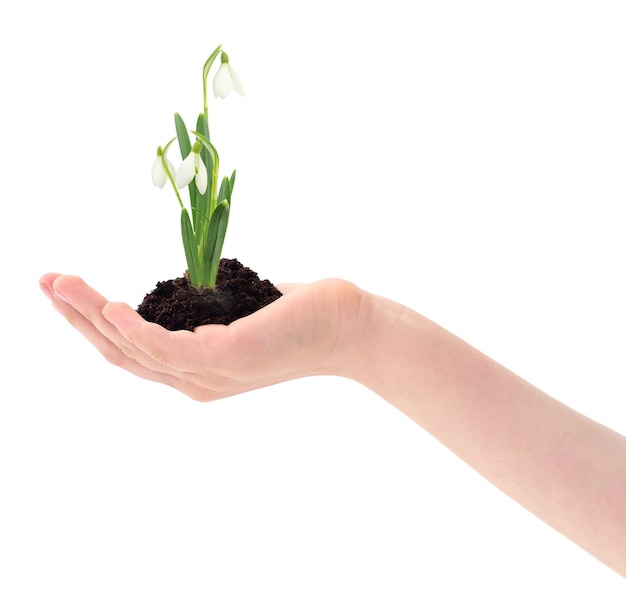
[39,273,626,574]
[344,288,626,576]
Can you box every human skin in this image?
[39,273,626,577]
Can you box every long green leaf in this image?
[204,201,230,286]
[195,114,211,173]
[195,113,213,236]
[180,208,200,287]
[174,113,192,157]
[175,113,197,219]
[190,130,219,211]
[229,169,236,198]
[217,176,231,206]
[196,109,211,143]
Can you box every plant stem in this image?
[202,44,223,127]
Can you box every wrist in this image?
[337,286,434,411]
[332,285,404,380]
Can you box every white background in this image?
[1,0,625,605]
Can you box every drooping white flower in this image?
[151,147,175,188]
[212,54,245,99]
[176,145,208,194]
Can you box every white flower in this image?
[212,61,245,99]
[176,147,208,194]
[151,149,175,189]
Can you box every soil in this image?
[136,258,282,331]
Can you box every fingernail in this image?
[54,289,71,304]
[49,277,72,303]
[39,283,54,301]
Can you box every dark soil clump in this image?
[137,258,282,331]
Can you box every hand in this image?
[39,273,626,577]
[39,274,364,401]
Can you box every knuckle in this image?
[146,346,171,367]
[101,341,139,367]
[100,345,129,367]
[177,371,234,401]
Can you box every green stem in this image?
[191,131,219,217]
[165,163,185,210]
[202,44,223,124]
[161,138,186,210]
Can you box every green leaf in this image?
[204,201,230,286]
[191,128,220,220]
[229,169,236,198]
[174,113,191,158]
[217,176,231,206]
[175,113,197,217]
[195,110,211,143]
[194,113,213,233]
[180,208,201,287]
[195,115,214,202]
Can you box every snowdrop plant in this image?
[151,45,244,289]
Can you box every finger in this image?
[42,275,125,361]
[39,273,62,299]
[49,275,138,361]
[47,275,183,376]
[49,287,183,384]
[102,301,227,374]
[51,275,114,326]
[50,275,175,373]
[53,298,215,398]
[102,301,254,396]
[41,275,232,399]
[44,276,209,394]
[42,273,119,358]
[50,275,242,393]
